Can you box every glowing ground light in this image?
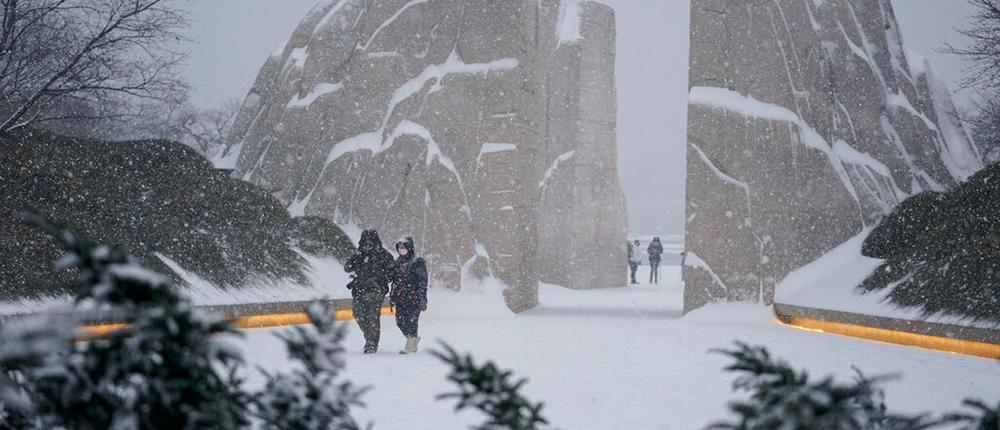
[77,306,396,340]
[777,315,1000,360]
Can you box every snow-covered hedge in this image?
[0,132,354,302]
[861,162,1000,325]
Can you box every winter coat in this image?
[391,236,428,310]
[647,239,664,263]
[344,229,395,298]
[628,242,642,264]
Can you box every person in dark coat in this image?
[344,229,394,354]
[648,237,664,284]
[390,236,428,354]
[627,240,641,284]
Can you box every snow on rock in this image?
[685,0,985,313]
[538,150,575,189]
[286,82,343,109]
[555,0,584,48]
[688,141,747,192]
[919,63,984,180]
[355,0,431,51]
[312,0,355,36]
[684,251,730,305]
[476,143,517,166]
[224,0,625,310]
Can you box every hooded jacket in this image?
[344,229,394,297]
[647,237,664,263]
[391,236,428,309]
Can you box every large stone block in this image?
[684,0,983,313]
[222,0,626,311]
[537,0,626,290]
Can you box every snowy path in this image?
[238,265,999,429]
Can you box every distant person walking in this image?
[391,236,428,354]
[344,229,394,354]
[680,251,688,283]
[627,240,641,284]
[648,237,664,284]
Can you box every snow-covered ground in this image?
[237,264,999,429]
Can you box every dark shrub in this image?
[291,216,356,262]
[0,132,351,301]
[859,163,1000,325]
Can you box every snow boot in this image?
[363,341,378,354]
[400,336,420,354]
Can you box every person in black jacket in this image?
[391,236,428,354]
[648,237,664,284]
[344,229,394,354]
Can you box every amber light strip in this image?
[77,307,396,340]
[779,314,1000,360]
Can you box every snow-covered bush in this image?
[859,163,1000,325]
[252,302,369,430]
[709,342,940,430]
[0,214,368,430]
[945,399,1000,430]
[291,217,357,262]
[433,343,549,430]
[0,314,76,429]
[4,214,249,429]
[0,132,333,299]
[968,96,1000,163]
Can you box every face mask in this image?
[398,248,408,256]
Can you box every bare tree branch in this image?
[944,0,1000,91]
[0,0,189,135]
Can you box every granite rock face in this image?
[537,1,627,290]
[223,0,625,311]
[684,0,983,312]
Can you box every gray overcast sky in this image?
[180,0,977,236]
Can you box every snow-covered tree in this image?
[252,302,369,430]
[177,99,241,159]
[709,343,939,430]
[945,399,1000,430]
[0,314,75,429]
[6,213,248,429]
[968,96,1000,163]
[947,0,1000,92]
[947,0,1000,163]
[433,343,549,430]
[108,97,241,160]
